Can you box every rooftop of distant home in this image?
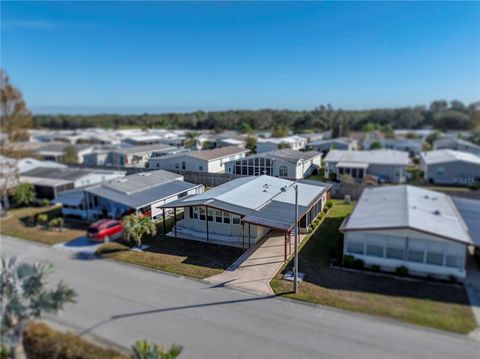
[324,149,410,165]
[420,149,480,165]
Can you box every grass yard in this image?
[96,235,244,279]
[270,200,477,334]
[0,205,86,245]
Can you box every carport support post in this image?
[205,205,209,243]
[294,184,299,294]
[284,233,287,261]
[174,208,177,238]
[248,224,251,249]
[162,208,166,234]
[242,223,245,249]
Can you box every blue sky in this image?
[1,1,479,114]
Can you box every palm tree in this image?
[123,215,157,247]
[0,256,76,358]
[13,183,36,206]
[184,131,198,149]
[131,340,182,359]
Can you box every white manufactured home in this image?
[158,176,331,251]
[340,185,479,279]
[149,146,249,173]
[419,150,480,186]
[224,149,321,180]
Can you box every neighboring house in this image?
[301,132,331,143]
[224,149,321,180]
[0,156,19,210]
[159,175,331,248]
[122,135,166,146]
[35,143,95,163]
[84,144,179,168]
[216,137,246,149]
[324,149,410,183]
[17,157,67,173]
[340,185,479,279]
[308,138,358,156]
[149,146,249,173]
[381,138,423,156]
[256,135,307,153]
[20,167,126,199]
[433,137,480,156]
[56,170,203,221]
[419,150,480,186]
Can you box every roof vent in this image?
[263,184,269,189]
[138,172,151,176]
[433,209,441,215]
[424,195,429,199]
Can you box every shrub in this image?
[329,173,337,181]
[322,207,328,214]
[326,200,333,208]
[342,255,355,268]
[353,259,364,269]
[36,214,48,226]
[48,217,64,230]
[40,199,51,207]
[23,323,126,359]
[395,265,409,277]
[95,242,129,256]
[448,274,458,284]
[25,216,36,227]
[371,264,381,272]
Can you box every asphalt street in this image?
[2,235,478,359]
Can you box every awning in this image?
[54,190,84,206]
[336,161,369,169]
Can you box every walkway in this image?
[207,230,305,294]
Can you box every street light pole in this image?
[294,184,299,293]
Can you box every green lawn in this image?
[0,206,87,245]
[270,201,477,334]
[96,234,244,279]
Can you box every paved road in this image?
[2,235,479,359]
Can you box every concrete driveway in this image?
[207,231,304,294]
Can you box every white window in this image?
[445,244,465,269]
[232,215,241,225]
[346,238,364,254]
[223,212,230,224]
[407,238,425,263]
[279,165,288,177]
[366,236,384,258]
[193,207,198,219]
[175,162,180,169]
[426,242,445,266]
[386,237,405,260]
[215,210,222,223]
[199,165,203,171]
[436,166,445,175]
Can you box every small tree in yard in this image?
[131,339,182,359]
[0,256,76,358]
[123,215,157,247]
[13,183,36,207]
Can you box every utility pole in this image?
[294,184,299,293]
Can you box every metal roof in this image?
[99,170,182,195]
[451,197,480,247]
[87,179,200,209]
[324,149,410,165]
[336,161,369,169]
[21,167,94,181]
[113,144,176,155]
[159,175,329,231]
[420,150,480,165]
[341,185,473,246]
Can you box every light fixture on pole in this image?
[294,184,299,293]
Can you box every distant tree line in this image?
[32,100,479,135]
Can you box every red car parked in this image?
[87,219,124,242]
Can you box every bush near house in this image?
[23,323,127,359]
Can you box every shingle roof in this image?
[88,179,200,209]
[420,150,480,165]
[113,144,176,155]
[341,185,473,245]
[256,149,321,164]
[187,146,248,161]
[21,167,93,181]
[324,149,410,165]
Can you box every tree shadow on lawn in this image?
[278,217,471,306]
[139,235,245,271]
